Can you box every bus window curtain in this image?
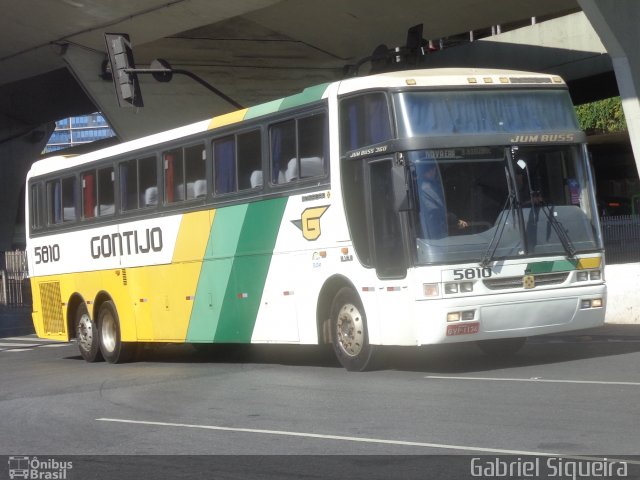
[271,128,282,184]
[348,103,358,150]
[120,164,129,210]
[82,174,95,219]
[165,154,175,203]
[215,138,236,194]
[397,91,578,136]
[367,95,391,144]
[53,181,61,224]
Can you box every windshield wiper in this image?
[535,200,577,258]
[480,167,517,267]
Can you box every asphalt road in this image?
[1,328,639,479]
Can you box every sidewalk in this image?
[0,306,34,338]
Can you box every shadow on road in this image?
[61,324,640,374]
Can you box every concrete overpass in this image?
[2,0,640,251]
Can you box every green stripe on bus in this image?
[245,99,284,120]
[278,83,330,111]
[525,259,578,274]
[186,205,248,342]
[214,197,288,342]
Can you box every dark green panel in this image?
[214,197,288,342]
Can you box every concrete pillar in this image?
[579,0,640,176]
[0,123,54,250]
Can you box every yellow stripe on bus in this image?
[208,109,248,130]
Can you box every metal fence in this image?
[601,214,640,264]
[0,250,31,307]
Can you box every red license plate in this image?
[446,322,480,336]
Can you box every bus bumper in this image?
[415,284,607,345]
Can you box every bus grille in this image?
[39,282,65,335]
[483,272,570,290]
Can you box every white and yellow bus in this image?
[26,68,606,371]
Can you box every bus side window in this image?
[97,167,115,216]
[214,136,236,195]
[120,159,138,211]
[237,130,261,191]
[270,120,296,184]
[81,172,96,219]
[30,183,41,230]
[184,144,206,199]
[139,156,157,207]
[164,148,183,203]
[340,93,392,153]
[298,113,327,179]
[61,176,76,222]
[46,179,62,225]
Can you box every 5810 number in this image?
[453,267,492,280]
[34,244,60,264]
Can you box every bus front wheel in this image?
[98,301,136,364]
[330,287,381,371]
[75,303,103,362]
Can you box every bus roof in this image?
[337,68,565,95]
[28,68,565,179]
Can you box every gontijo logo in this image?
[8,456,73,479]
[292,206,329,241]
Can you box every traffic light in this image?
[104,33,143,108]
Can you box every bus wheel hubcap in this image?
[77,314,94,351]
[101,312,117,353]
[336,303,364,357]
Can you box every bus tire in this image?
[75,303,103,362]
[476,337,526,358]
[98,301,136,364]
[330,287,381,371]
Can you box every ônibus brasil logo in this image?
[7,456,72,479]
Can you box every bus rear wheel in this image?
[98,301,136,364]
[476,337,526,358]
[75,303,102,362]
[330,287,380,371]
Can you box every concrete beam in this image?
[579,0,640,177]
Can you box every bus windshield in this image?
[408,145,601,265]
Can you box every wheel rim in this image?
[101,309,117,353]
[77,313,94,352]
[336,302,364,357]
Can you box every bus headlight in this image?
[461,310,475,320]
[576,271,588,282]
[444,282,473,294]
[581,298,603,309]
[590,270,602,280]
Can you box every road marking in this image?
[0,335,67,352]
[95,417,638,463]
[425,376,640,386]
[2,336,55,342]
